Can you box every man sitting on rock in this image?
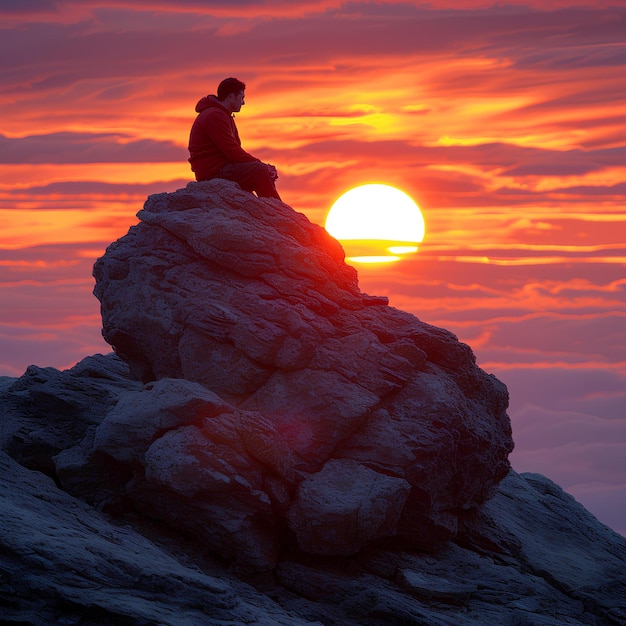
[188,77,281,200]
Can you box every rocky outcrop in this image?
[0,449,312,626]
[1,176,624,622]
[85,180,513,568]
[1,355,625,624]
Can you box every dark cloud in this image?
[0,0,60,14]
[0,132,186,163]
[285,138,625,172]
[501,147,626,177]
[2,3,624,90]
[0,179,188,196]
[549,182,626,196]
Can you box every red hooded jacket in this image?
[188,95,260,180]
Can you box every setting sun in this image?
[325,183,425,263]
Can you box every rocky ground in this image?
[1,181,624,625]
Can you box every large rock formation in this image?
[2,355,625,624]
[87,180,512,568]
[2,181,624,624]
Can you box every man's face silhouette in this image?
[225,90,245,114]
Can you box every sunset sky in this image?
[1,0,625,536]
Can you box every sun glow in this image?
[325,184,425,263]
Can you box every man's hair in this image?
[217,77,246,101]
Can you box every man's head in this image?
[217,77,246,113]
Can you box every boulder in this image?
[286,458,411,554]
[2,355,624,624]
[1,353,141,477]
[0,451,314,626]
[85,180,513,567]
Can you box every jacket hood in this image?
[195,94,228,114]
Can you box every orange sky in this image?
[1,0,625,536]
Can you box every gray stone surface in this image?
[0,451,318,626]
[88,180,513,565]
[1,181,624,624]
[3,421,624,624]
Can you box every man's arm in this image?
[204,111,259,164]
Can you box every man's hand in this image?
[267,164,278,181]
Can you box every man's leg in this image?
[218,162,281,200]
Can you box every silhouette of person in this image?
[188,77,281,200]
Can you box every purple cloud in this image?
[0,132,186,163]
[1,179,188,196]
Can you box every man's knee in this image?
[218,161,280,199]
[249,161,272,180]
